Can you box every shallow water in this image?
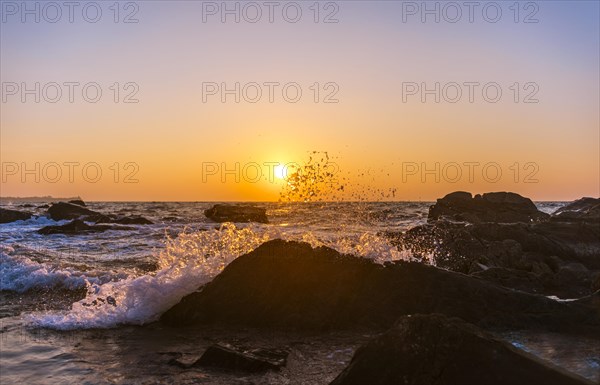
[1,316,370,385]
[502,331,600,383]
[4,200,594,384]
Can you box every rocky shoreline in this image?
[158,192,599,384]
[388,192,600,299]
[2,192,599,383]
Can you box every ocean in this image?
[1,201,597,384]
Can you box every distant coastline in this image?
[0,196,82,203]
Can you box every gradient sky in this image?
[1,0,598,201]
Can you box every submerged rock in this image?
[330,314,591,385]
[46,202,109,222]
[192,343,288,373]
[0,208,32,223]
[204,204,268,223]
[38,219,134,235]
[428,191,549,223]
[96,215,153,225]
[161,240,599,336]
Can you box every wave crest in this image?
[27,223,270,330]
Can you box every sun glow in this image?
[274,164,287,179]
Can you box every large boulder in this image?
[0,208,32,223]
[390,220,600,298]
[161,240,600,336]
[204,204,268,223]
[428,191,549,223]
[552,197,600,222]
[330,314,590,385]
[46,202,109,222]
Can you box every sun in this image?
[274,164,287,179]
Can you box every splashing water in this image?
[279,151,346,202]
[25,221,424,330]
[27,224,270,330]
[0,246,101,292]
[331,233,417,264]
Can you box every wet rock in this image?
[192,343,288,373]
[37,204,50,209]
[592,276,600,293]
[161,240,600,336]
[330,314,590,385]
[0,208,32,223]
[428,191,549,224]
[68,199,86,206]
[390,219,600,298]
[552,197,600,222]
[204,204,268,223]
[472,267,549,295]
[46,202,109,222]
[96,215,153,225]
[38,219,134,235]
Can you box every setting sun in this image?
[274,164,287,180]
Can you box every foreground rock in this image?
[552,197,600,222]
[190,343,288,373]
[428,191,549,223]
[38,219,134,235]
[0,208,32,223]
[330,314,591,385]
[161,240,599,336]
[46,202,109,222]
[204,204,268,223]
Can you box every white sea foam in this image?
[27,223,270,330]
[0,215,60,229]
[0,249,98,292]
[26,223,418,330]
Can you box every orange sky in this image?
[1,1,598,201]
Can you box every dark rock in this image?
[167,357,192,369]
[112,216,153,225]
[472,267,548,295]
[68,199,86,206]
[390,219,600,298]
[161,240,600,336]
[330,314,591,385]
[95,215,153,225]
[428,191,549,223]
[38,219,134,235]
[204,204,268,223]
[20,203,34,208]
[552,197,600,222]
[37,204,50,209]
[192,343,288,373]
[46,202,109,222]
[593,276,600,293]
[0,208,32,223]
